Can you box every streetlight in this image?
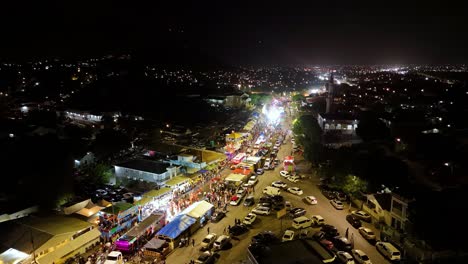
[444,162,453,175]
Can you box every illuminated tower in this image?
[325,72,335,113]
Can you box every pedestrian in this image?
[207,227,210,234]
[345,227,349,238]
[192,238,195,247]
[223,227,226,234]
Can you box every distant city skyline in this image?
[1,2,468,65]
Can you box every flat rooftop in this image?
[115,159,169,174]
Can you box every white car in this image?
[243,213,257,225]
[279,170,291,177]
[304,196,318,205]
[104,251,124,264]
[200,233,217,251]
[337,251,355,264]
[330,199,344,210]
[358,227,376,241]
[272,181,287,189]
[236,188,247,196]
[248,176,258,186]
[282,230,295,242]
[351,249,372,264]
[287,187,303,195]
[287,176,300,183]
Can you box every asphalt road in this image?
[167,109,390,264]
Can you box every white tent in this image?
[184,201,214,219]
[225,173,247,183]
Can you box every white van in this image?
[104,251,124,264]
[292,216,312,229]
[311,215,325,226]
[263,186,281,196]
[376,241,401,261]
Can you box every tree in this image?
[85,163,113,185]
[249,94,272,106]
[296,115,322,164]
[341,175,368,196]
[292,94,305,102]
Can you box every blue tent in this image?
[156,214,196,239]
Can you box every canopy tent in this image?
[126,213,164,239]
[0,248,30,264]
[156,214,196,239]
[164,176,189,187]
[233,168,251,176]
[144,188,172,198]
[225,173,247,182]
[143,237,168,251]
[181,201,213,219]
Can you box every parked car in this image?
[332,236,353,251]
[287,187,303,195]
[229,224,249,236]
[337,251,355,264]
[200,233,217,251]
[252,206,271,215]
[358,227,376,242]
[230,195,243,206]
[351,210,372,223]
[312,231,334,250]
[321,224,339,238]
[346,214,362,228]
[375,241,401,261]
[289,207,306,218]
[285,201,293,211]
[334,191,348,201]
[259,196,272,204]
[304,196,318,205]
[287,176,300,183]
[247,176,258,186]
[292,216,312,229]
[272,181,287,189]
[282,230,295,242]
[256,168,264,175]
[251,231,279,245]
[104,251,123,264]
[279,170,290,177]
[211,211,226,223]
[243,213,257,225]
[311,215,325,226]
[243,196,255,207]
[330,199,344,210]
[213,235,230,251]
[351,249,372,264]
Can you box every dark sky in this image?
[1,1,468,65]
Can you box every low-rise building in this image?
[0,215,101,264]
[114,159,180,183]
[317,112,358,135]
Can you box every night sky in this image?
[1,1,468,65]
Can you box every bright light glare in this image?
[263,104,281,123]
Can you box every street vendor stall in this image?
[142,237,171,259]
